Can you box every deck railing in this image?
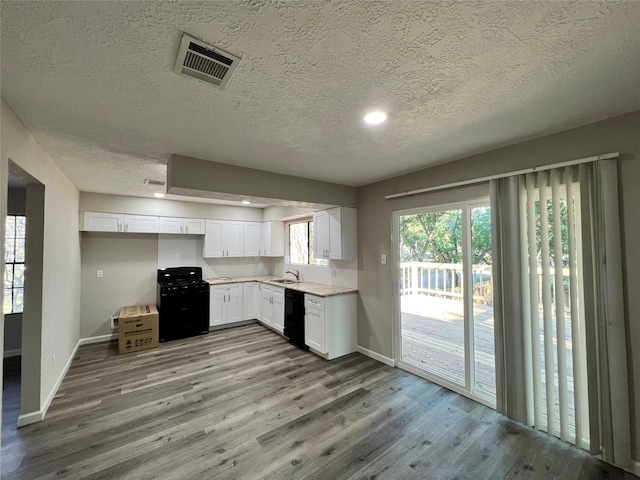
[400,262,571,308]
[400,262,493,305]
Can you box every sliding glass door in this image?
[395,201,495,406]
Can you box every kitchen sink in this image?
[273,279,297,284]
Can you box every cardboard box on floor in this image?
[118,304,159,354]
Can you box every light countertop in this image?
[207,276,357,297]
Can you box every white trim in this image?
[18,338,81,427]
[17,410,43,427]
[78,333,117,346]
[385,152,619,200]
[3,348,21,358]
[356,345,395,367]
[633,461,640,476]
[398,359,496,409]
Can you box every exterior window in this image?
[288,221,327,266]
[4,215,26,314]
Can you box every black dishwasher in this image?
[284,289,308,350]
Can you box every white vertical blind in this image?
[520,167,589,447]
[491,157,630,471]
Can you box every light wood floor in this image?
[2,323,634,479]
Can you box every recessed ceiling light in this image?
[364,111,387,125]
[242,200,251,205]
[154,193,166,198]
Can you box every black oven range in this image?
[156,266,210,342]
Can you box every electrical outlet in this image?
[110,315,119,330]
[381,254,387,265]
[97,270,103,278]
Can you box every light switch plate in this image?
[381,254,387,265]
[97,270,103,278]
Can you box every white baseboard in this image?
[356,345,395,367]
[78,333,117,346]
[17,409,43,427]
[3,348,21,358]
[18,338,81,427]
[633,461,640,476]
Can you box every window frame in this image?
[4,214,26,315]
[286,218,328,267]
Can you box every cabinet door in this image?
[204,220,224,257]
[260,222,271,256]
[225,221,244,257]
[305,305,326,353]
[261,221,285,257]
[210,287,225,326]
[243,282,257,320]
[159,217,183,234]
[125,215,159,233]
[243,222,261,257]
[261,287,273,327]
[226,286,243,323]
[313,210,330,259]
[184,218,205,235]
[328,208,342,259]
[271,287,285,333]
[82,212,123,232]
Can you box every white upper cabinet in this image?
[204,220,244,257]
[261,221,285,257]
[159,217,205,235]
[313,210,330,259]
[183,218,205,235]
[124,215,159,233]
[81,212,123,232]
[82,212,204,235]
[159,217,183,234]
[313,207,357,260]
[80,212,160,233]
[225,221,244,257]
[243,222,261,257]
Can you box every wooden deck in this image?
[400,294,577,427]
[400,295,496,396]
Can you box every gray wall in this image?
[7,187,25,214]
[80,233,158,338]
[356,110,640,459]
[168,155,357,207]
[79,192,263,221]
[1,98,82,419]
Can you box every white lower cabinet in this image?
[261,285,284,333]
[210,284,242,327]
[243,282,261,321]
[305,293,357,360]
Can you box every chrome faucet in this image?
[286,269,300,281]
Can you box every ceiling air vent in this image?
[174,33,241,89]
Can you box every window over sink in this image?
[288,220,327,266]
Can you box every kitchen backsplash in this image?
[158,235,356,287]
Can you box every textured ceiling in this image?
[1,1,640,204]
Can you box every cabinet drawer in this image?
[305,294,324,311]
